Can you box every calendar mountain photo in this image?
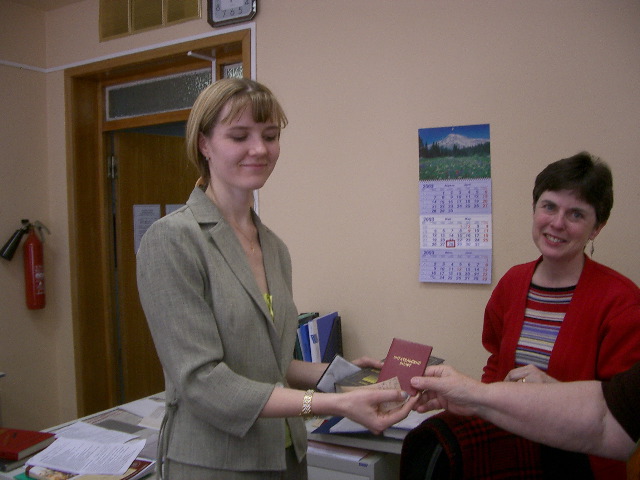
[429,132,489,150]
[418,124,491,180]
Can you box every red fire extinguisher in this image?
[23,221,50,310]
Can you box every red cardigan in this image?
[481,256,640,479]
[482,255,640,383]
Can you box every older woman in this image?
[482,152,640,479]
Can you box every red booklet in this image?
[0,428,55,461]
[377,338,433,395]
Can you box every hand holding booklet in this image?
[369,337,432,412]
[378,337,433,396]
[310,338,436,440]
[316,338,433,412]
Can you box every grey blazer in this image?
[136,187,306,472]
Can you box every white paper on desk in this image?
[392,409,444,430]
[119,397,165,419]
[329,417,368,434]
[316,355,362,393]
[27,437,145,475]
[138,406,164,430]
[56,421,139,443]
[329,409,445,434]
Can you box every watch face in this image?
[209,0,256,26]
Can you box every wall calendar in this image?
[418,124,492,284]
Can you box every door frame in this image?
[65,28,253,417]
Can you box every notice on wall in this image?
[133,204,161,254]
[165,204,184,215]
[418,124,492,284]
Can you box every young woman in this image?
[136,78,415,479]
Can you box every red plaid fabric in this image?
[401,411,543,479]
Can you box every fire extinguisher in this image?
[0,219,50,309]
[23,221,50,310]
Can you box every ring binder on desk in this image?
[295,312,343,363]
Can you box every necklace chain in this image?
[206,185,257,255]
[234,224,257,254]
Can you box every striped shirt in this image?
[515,283,575,371]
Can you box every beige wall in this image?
[0,2,62,429]
[0,0,638,429]
[258,0,640,372]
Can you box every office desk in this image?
[2,400,408,480]
[306,418,404,480]
[307,446,399,480]
[1,394,162,480]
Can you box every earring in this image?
[590,239,595,257]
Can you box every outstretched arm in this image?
[265,357,414,435]
[263,382,416,435]
[411,365,635,461]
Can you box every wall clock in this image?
[208,0,257,27]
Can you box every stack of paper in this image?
[17,396,164,480]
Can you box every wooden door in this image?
[112,129,198,403]
[67,29,251,417]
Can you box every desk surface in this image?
[1,394,163,480]
[2,400,404,479]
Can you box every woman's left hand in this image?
[504,364,558,384]
[351,356,384,369]
[339,388,418,434]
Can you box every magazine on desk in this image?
[23,458,154,480]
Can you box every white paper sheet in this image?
[55,421,138,443]
[27,438,145,476]
[329,409,444,434]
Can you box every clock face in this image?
[208,0,256,27]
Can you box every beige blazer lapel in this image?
[188,188,285,368]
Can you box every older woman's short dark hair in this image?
[532,152,613,227]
